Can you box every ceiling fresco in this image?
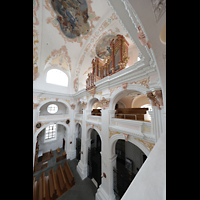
[46,0,101,46]
[95,34,116,59]
[50,0,90,39]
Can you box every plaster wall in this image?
[128,45,139,67]
[131,94,150,108]
[118,97,133,108]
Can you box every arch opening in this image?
[113,90,151,122]
[113,139,147,199]
[88,129,102,188]
[75,123,82,162]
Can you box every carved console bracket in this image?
[147,90,163,109]
[81,101,87,109]
[99,97,110,109]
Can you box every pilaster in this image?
[147,90,165,142]
[77,108,91,180]
[95,108,116,200]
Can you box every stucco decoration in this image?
[130,77,150,89]
[33,103,39,109]
[146,92,160,109]
[109,130,120,138]
[134,137,155,151]
[151,0,166,22]
[46,45,72,71]
[137,26,151,49]
[70,104,76,110]
[155,90,163,106]
[74,77,79,92]
[109,86,120,97]
[35,122,49,133]
[81,101,87,109]
[75,120,82,125]
[33,29,39,81]
[99,97,110,109]
[45,0,100,46]
[123,133,129,141]
[33,0,39,26]
[122,83,128,90]
[87,86,96,97]
[95,35,116,59]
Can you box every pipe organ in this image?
[86,35,129,94]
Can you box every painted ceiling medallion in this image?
[95,35,116,59]
[50,0,90,39]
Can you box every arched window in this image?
[46,69,68,87]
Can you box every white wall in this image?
[37,124,66,153]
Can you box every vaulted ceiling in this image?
[33,0,166,98]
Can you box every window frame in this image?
[44,124,57,143]
[47,104,58,114]
[46,68,69,87]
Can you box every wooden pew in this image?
[34,162,48,173]
[48,167,57,199]
[115,108,148,121]
[33,176,36,200]
[56,154,66,162]
[64,161,75,186]
[45,175,50,200]
[57,164,67,191]
[42,172,45,199]
[91,109,101,116]
[38,175,43,200]
[50,149,54,157]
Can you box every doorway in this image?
[88,129,102,188]
[76,124,82,161]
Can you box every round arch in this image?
[75,122,82,138]
[87,95,101,110]
[34,121,69,141]
[110,134,150,158]
[109,83,150,110]
[86,125,102,142]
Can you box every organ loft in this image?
[86,35,129,96]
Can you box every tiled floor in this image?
[33,149,97,200]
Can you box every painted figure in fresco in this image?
[50,0,90,39]
[96,35,116,59]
